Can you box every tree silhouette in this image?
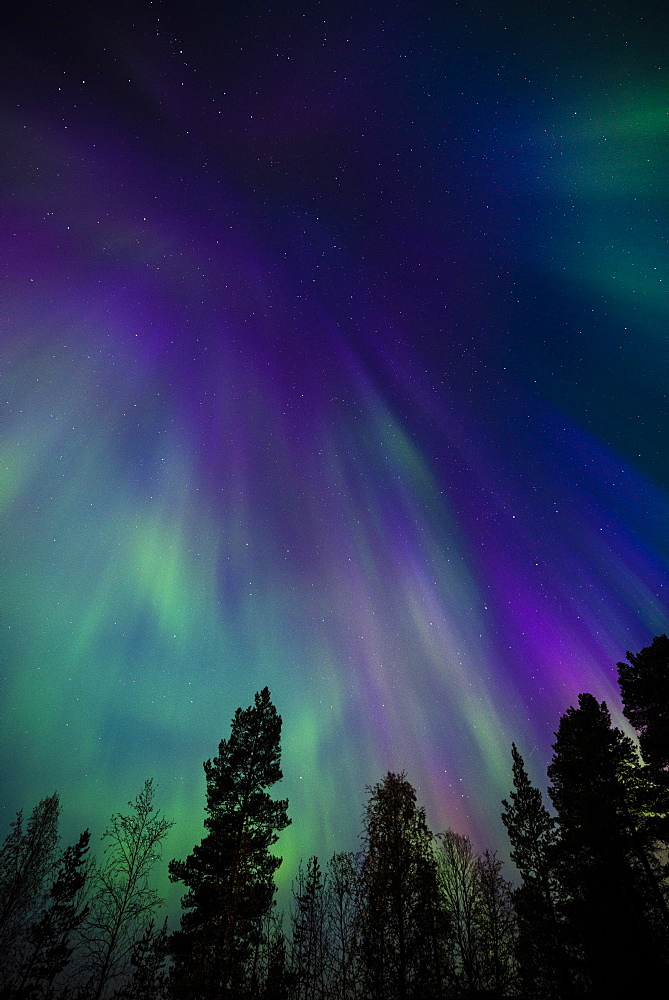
[80,779,172,1000]
[501,743,568,996]
[358,772,444,1000]
[115,917,170,1000]
[16,828,90,999]
[0,793,60,991]
[169,686,290,1000]
[617,634,669,853]
[434,830,481,995]
[617,633,669,770]
[255,912,290,1000]
[476,849,517,996]
[548,693,668,994]
[289,856,327,1000]
[324,851,359,1000]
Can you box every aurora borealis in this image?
[2,1,669,908]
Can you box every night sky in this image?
[2,1,668,909]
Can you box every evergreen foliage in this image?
[548,692,668,994]
[168,686,290,1000]
[501,744,567,996]
[289,857,327,1000]
[4,636,669,999]
[115,918,170,1000]
[617,635,669,848]
[16,828,91,1000]
[618,633,669,769]
[0,793,60,992]
[501,744,557,892]
[358,772,444,1000]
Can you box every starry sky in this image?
[2,1,668,908]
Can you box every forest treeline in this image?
[1,635,668,998]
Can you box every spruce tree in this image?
[289,856,327,1000]
[169,687,290,1000]
[501,743,568,996]
[502,744,557,895]
[358,772,444,1000]
[475,849,517,996]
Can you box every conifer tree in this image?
[256,913,290,1000]
[501,743,568,996]
[616,635,669,930]
[16,828,90,999]
[0,793,60,990]
[502,744,558,898]
[290,856,327,1000]
[476,849,517,996]
[169,687,290,1000]
[358,772,443,1000]
[548,693,668,994]
[617,633,669,770]
[115,918,170,1000]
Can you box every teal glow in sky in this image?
[2,1,668,907]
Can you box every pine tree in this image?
[617,633,669,769]
[169,687,290,1000]
[617,635,669,853]
[617,635,669,932]
[548,693,668,994]
[358,773,444,1000]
